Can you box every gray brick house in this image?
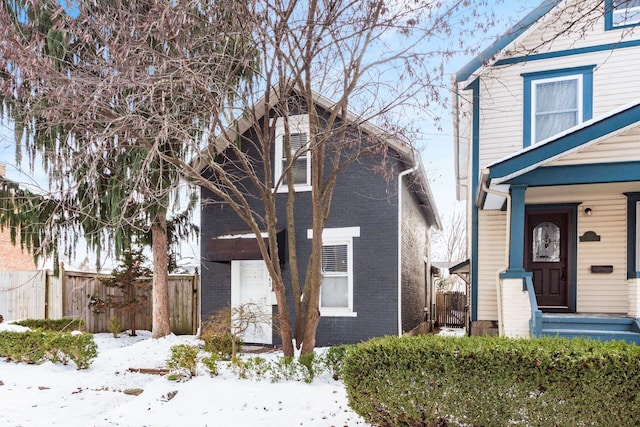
[200,87,441,346]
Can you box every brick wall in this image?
[400,178,430,334]
[0,165,36,270]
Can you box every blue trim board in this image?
[522,66,594,147]
[506,161,640,186]
[508,185,527,272]
[471,79,480,322]
[625,192,640,279]
[495,39,640,66]
[490,102,640,181]
[455,0,561,82]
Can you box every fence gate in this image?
[436,291,466,328]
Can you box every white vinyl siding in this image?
[476,210,507,320]
[547,127,640,166]
[274,114,311,192]
[476,47,640,168]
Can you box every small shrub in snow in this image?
[343,335,640,427]
[297,352,316,383]
[167,344,199,380]
[0,330,97,369]
[201,332,241,361]
[108,316,122,338]
[201,353,220,376]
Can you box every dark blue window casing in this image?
[605,0,640,30]
[522,66,595,148]
[625,192,640,279]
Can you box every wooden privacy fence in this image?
[0,269,199,335]
[436,291,466,328]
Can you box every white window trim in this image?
[531,74,583,145]
[273,114,312,193]
[308,227,360,317]
[613,2,640,27]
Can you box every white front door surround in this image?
[231,260,273,345]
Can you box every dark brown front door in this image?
[525,210,571,311]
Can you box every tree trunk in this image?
[151,209,171,338]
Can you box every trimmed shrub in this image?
[167,344,200,380]
[321,344,354,379]
[0,330,97,369]
[343,335,640,427]
[13,318,85,332]
[202,332,241,360]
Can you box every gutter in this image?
[397,164,418,337]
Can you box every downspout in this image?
[480,173,510,336]
[398,165,417,337]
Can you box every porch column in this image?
[508,184,527,274]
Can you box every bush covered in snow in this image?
[0,330,97,369]
[343,335,640,426]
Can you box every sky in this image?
[0,0,542,267]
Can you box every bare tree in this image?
[178,0,497,356]
[1,0,499,354]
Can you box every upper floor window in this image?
[274,114,311,192]
[605,0,640,30]
[522,66,594,147]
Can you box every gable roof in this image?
[455,0,562,83]
[203,85,441,229]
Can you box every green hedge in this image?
[13,318,85,332]
[343,335,640,427]
[0,330,97,369]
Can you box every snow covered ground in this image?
[0,324,370,427]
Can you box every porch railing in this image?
[524,273,543,337]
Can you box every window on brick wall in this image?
[308,226,360,317]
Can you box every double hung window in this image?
[273,114,311,191]
[522,67,594,147]
[308,227,360,317]
[606,0,640,29]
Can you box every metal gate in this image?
[436,291,466,328]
